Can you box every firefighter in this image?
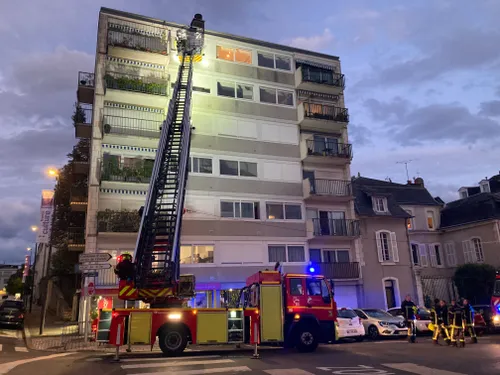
[114,253,135,281]
[432,300,450,345]
[401,294,417,343]
[449,299,465,347]
[462,299,477,344]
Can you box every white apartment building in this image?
[74,8,359,313]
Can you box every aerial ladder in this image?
[115,14,205,308]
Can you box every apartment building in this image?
[74,7,356,312]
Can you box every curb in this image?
[23,319,33,350]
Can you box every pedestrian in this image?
[401,294,417,343]
[462,299,477,344]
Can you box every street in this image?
[3,335,500,375]
[0,328,34,363]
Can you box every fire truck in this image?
[106,13,338,355]
[490,271,500,327]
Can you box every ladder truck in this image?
[108,13,338,355]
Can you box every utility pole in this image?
[396,160,413,181]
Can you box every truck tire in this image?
[159,325,188,355]
[295,323,319,353]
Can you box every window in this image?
[259,86,294,106]
[427,211,435,229]
[306,279,322,296]
[220,201,259,219]
[384,279,398,309]
[373,197,388,213]
[188,157,212,174]
[257,51,292,71]
[216,45,252,64]
[219,160,257,177]
[419,244,429,267]
[180,245,214,264]
[323,250,350,263]
[480,181,491,193]
[406,209,414,230]
[266,203,302,220]
[268,245,305,263]
[459,190,468,199]
[410,244,420,266]
[444,243,457,267]
[429,244,443,267]
[290,278,304,295]
[217,80,254,100]
[471,238,485,263]
[375,231,399,263]
[309,249,321,263]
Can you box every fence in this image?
[421,276,458,307]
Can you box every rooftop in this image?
[441,192,500,228]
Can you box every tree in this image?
[453,263,496,304]
[5,270,24,296]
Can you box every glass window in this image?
[216,45,234,61]
[277,90,294,106]
[435,245,442,266]
[259,87,277,104]
[217,81,235,97]
[411,244,420,265]
[288,246,305,262]
[268,245,286,263]
[239,161,257,177]
[285,204,302,219]
[336,250,350,263]
[180,245,192,264]
[221,201,235,217]
[193,245,214,263]
[290,278,304,296]
[235,48,252,64]
[241,202,255,218]
[257,52,275,68]
[220,160,239,176]
[338,309,357,319]
[275,55,291,71]
[379,232,391,261]
[306,279,322,296]
[190,157,212,174]
[221,201,258,219]
[266,204,284,220]
[236,83,253,100]
[427,211,435,229]
[309,249,321,263]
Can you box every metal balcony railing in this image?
[78,72,95,88]
[104,72,168,96]
[308,179,352,197]
[317,262,360,279]
[67,227,85,246]
[97,210,140,233]
[301,67,345,89]
[74,106,92,125]
[108,27,169,55]
[70,188,88,204]
[96,267,119,287]
[102,115,162,138]
[303,103,349,123]
[312,219,360,237]
[101,158,153,183]
[306,140,352,159]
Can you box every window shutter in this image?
[445,243,457,267]
[429,244,437,267]
[419,244,428,267]
[372,198,378,213]
[462,240,473,263]
[390,232,399,262]
[375,231,384,263]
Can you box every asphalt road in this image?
[3,335,500,374]
[0,327,36,364]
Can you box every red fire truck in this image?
[104,13,338,355]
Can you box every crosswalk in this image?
[0,329,29,353]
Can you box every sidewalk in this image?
[24,305,71,351]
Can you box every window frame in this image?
[216,80,255,101]
[410,243,420,266]
[258,85,295,107]
[426,210,435,230]
[405,209,414,230]
[220,200,259,220]
[180,244,215,265]
[480,181,491,193]
[265,202,303,221]
[373,197,388,213]
[471,237,485,263]
[256,51,293,72]
[267,244,306,263]
[322,249,351,263]
[375,230,399,263]
[219,159,258,178]
[189,156,213,174]
[216,45,253,65]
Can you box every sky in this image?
[1,0,499,264]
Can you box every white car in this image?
[354,308,408,339]
[336,307,365,341]
[387,306,432,333]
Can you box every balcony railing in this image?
[102,115,162,138]
[101,158,153,183]
[108,27,169,55]
[67,227,85,247]
[317,262,360,279]
[78,72,95,88]
[96,267,119,287]
[75,106,92,125]
[70,188,88,204]
[307,179,352,197]
[97,210,140,233]
[303,103,349,123]
[301,67,345,89]
[312,219,360,237]
[306,140,352,159]
[104,72,168,96]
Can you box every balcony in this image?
[74,105,93,139]
[97,210,140,233]
[303,179,353,203]
[96,267,119,287]
[307,219,360,240]
[107,24,169,56]
[77,72,95,104]
[104,72,168,96]
[70,188,88,212]
[295,65,345,95]
[73,161,89,175]
[302,140,352,166]
[67,227,85,250]
[101,158,153,184]
[102,115,162,139]
[298,103,348,133]
[317,262,360,280]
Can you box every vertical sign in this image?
[36,190,54,244]
[22,255,30,283]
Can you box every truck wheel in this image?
[159,325,188,355]
[296,324,319,353]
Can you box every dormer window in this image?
[372,197,388,213]
[458,187,468,199]
[480,180,490,193]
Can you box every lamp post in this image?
[29,226,38,313]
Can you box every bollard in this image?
[251,342,260,359]
[251,321,260,359]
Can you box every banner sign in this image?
[36,190,54,244]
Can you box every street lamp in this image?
[29,226,39,313]
[46,168,59,178]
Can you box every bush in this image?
[453,264,496,304]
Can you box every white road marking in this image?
[0,353,74,374]
[265,369,316,375]
[121,355,221,363]
[129,366,251,375]
[318,365,394,374]
[0,344,2,352]
[122,358,234,369]
[382,363,467,375]
[14,347,28,352]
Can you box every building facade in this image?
[75,8,358,313]
[0,265,19,294]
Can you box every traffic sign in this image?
[79,263,112,271]
[83,271,99,277]
[79,253,112,263]
[87,282,95,296]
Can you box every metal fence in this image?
[312,218,360,237]
[78,72,95,88]
[102,115,162,138]
[108,29,168,55]
[421,276,458,307]
[303,103,349,123]
[104,72,168,96]
[309,179,352,197]
[306,140,352,159]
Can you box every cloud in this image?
[349,123,373,147]
[479,100,500,116]
[287,29,335,52]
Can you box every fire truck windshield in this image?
[493,279,500,296]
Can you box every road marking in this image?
[14,347,28,352]
[265,369,316,375]
[129,366,251,375]
[0,353,74,374]
[382,363,467,375]
[318,365,394,374]
[122,358,234,369]
[121,355,221,363]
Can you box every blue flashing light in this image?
[309,266,316,273]
[497,305,500,313]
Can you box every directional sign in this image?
[79,263,112,271]
[83,271,99,277]
[79,253,112,264]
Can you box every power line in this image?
[396,160,414,181]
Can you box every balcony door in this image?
[303,170,316,193]
[318,211,345,235]
[313,135,338,155]
[323,250,350,263]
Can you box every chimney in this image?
[414,177,424,187]
[407,180,412,185]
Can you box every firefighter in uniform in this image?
[432,300,450,345]
[449,299,465,347]
[462,299,478,344]
[401,294,417,343]
[114,253,135,281]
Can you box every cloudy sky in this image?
[1,0,499,264]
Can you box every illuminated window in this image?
[180,245,214,264]
[406,209,414,230]
[216,45,252,64]
[266,203,302,220]
[426,211,435,229]
[216,45,234,62]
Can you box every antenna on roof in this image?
[396,160,413,181]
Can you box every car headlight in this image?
[494,315,499,322]
[378,321,390,327]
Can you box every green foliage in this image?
[5,269,24,296]
[97,209,140,233]
[102,156,154,183]
[104,74,167,95]
[453,263,496,304]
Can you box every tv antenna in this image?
[396,160,414,181]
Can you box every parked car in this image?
[0,300,25,329]
[387,306,432,334]
[354,308,407,339]
[337,307,365,342]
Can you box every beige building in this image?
[74,7,358,311]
